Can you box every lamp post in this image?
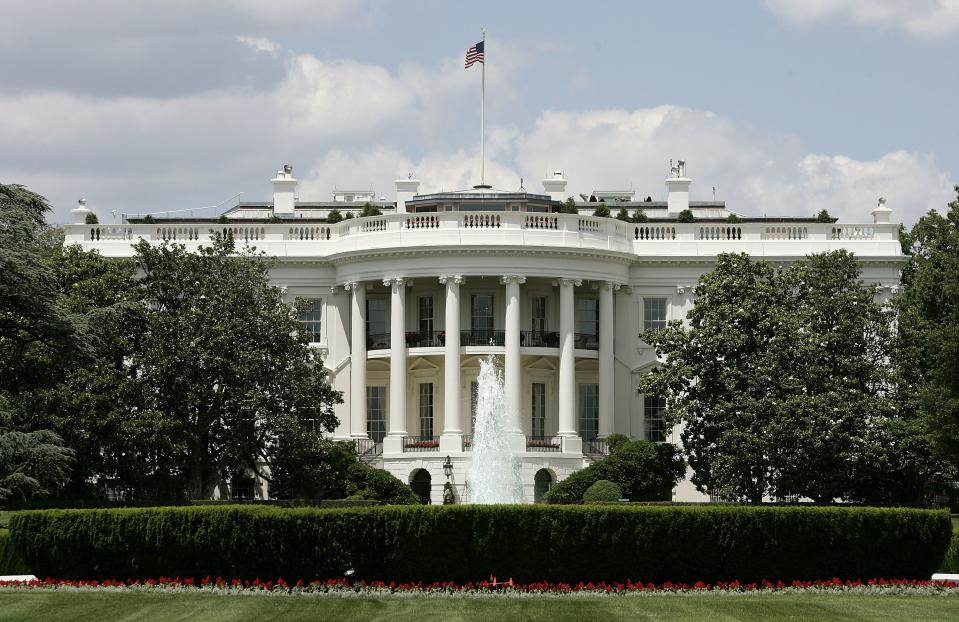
[442,455,455,504]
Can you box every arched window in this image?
[534,469,553,503]
[410,469,432,505]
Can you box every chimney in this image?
[72,198,92,224]
[272,164,297,216]
[872,197,892,224]
[665,159,691,215]
[394,175,420,214]
[542,170,568,202]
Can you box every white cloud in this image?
[764,0,959,39]
[236,36,281,56]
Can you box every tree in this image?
[615,207,631,222]
[267,433,356,500]
[544,439,684,503]
[0,403,73,505]
[640,252,905,503]
[897,188,959,471]
[676,209,695,223]
[326,208,343,223]
[132,234,342,499]
[631,209,649,223]
[559,198,578,214]
[84,212,99,225]
[0,184,89,393]
[359,202,382,218]
[727,213,742,223]
[816,209,833,223]
[593,204,611,218]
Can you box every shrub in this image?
[326,209,343,224]
[359,203,382,218]
[559,198,578,214]
[727,213,742,223]
[606,433,630,453]
[84,212,98,225]
[941,530,959,573]
[544,439,684,504]
[0,528,29,575]
[9,505,950,583]
[816,209,833,223]
[593,204,611,218]
[615,208,631,222]
[631,209,649,223]
[268,215,283,223]
[677,209,695,223]
[217,214,229,224]
[142,214,155,224]
[583,480,622,503]
[345,462,418,505]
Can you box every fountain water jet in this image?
[466,354,525,503]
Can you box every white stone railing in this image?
[65,213,899,258]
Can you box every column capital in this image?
[439,274,465,285]
[343,281,361,291]
[676,284,697,295]
[382,277,407,290]
[499,274,527,285]
[592,280,622,292]
[553,278,582,287]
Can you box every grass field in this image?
[0,592,958,622]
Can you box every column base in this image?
[440,433,464,453]
[383,435,406,455]
[560,436,583,455]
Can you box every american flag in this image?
[465,40,484,68]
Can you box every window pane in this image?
[578,384,599,441]
[644,395,667,442]
[532,297,547,333]
[419,383,434,439]
[575,298,599,336]
[531,382,546,437]
[298,299,322,342]
[643,298,668,332]
[419,296,434,336]
[471,294,494,333]
[367,298,387,337]
[367,386,386,442]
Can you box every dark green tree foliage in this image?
[359,202,382,217]
[631,209,649,223]
[0,429,73,503]
[582,479,622,503]
[326,208,343,223]
[11,505,950,583]
[544,439,684,503]
[676,209,695,223]
[0,184,88,393]
[815,209,833,222]
[268,436,356,500]
[132,235,341,499]
[559,198,578,214]
[615,207,631,222]
[346,462,418,504]
[640,252,912,503]
[727,213,742,223]
[593,204,611,218]
[898,189,959,471]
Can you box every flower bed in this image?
[1,576,958,598]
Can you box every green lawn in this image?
[0,592,958,622]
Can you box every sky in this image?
[1,0,957,225]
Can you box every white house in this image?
[65,163,903,503]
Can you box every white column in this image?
[346,281,368,438]
[387,278,407,438]
[441,275,464,438]
[598,281,618,438]
[557,278,580,437]
[502,275,525,433]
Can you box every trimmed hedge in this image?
[583,480,622,503]
[9,505,950,584]
[941,531,959,573]
[0,529,30,575]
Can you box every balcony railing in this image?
[406,331,444,347]
[574,332,600,351]
[583,438,609,458]
[354,438,383,463]
[403,436,440,452]
[366,333,390,350]
[460,330,505,346]
[526,435,561,452]
[520,331,560,348]
[463,434,473,451]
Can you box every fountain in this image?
[466,354,525,503]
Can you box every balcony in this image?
[406,331,444,347]
[520,331,560,348]
[460,330,505,346]
[366,333,390,350]
[403,435,440,452]
[370,330,596,351]
[573,333,599,351]
[526,435,561,452]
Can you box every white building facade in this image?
[66,165,903,503]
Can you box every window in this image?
[419,383,434,439]
[298,299,322,343]
[578,384,599,441]
[575,298,599,336]
[644,395,667,442]
[531,296,547,334]
[470,380,479,432]
[366,298,387,348]
[471,294,494,335]
[367,386,386,442]
[418,296,434,338]
[531,382,546,437]
[643,297,668,332]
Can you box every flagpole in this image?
[480,28,486,187]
